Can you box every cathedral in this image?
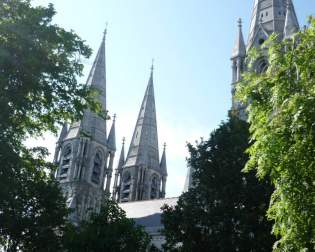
[53,0,300,249]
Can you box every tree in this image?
[161,116,275,251]
[237,18,315,251]
[63,198,151,252]
[0,0,95,250]
[0,146,69,251]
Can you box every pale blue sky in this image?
[30,0,314,197]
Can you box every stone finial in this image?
[231,18,246,59]
[238,18,242,28]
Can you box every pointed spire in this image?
[107,114,116,151]
[124,65,160,170]
[284,0,300,39]
[232,18,246,58]
[160,143,167,176]
[58,123,68,143]
[117,137,126,170]
[85,31,107,110]
[112,137,126,201]
[64,32,108,143]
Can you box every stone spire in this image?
[160,143,167,176]
[117,138,126,173]
[124,63,159,171]
[86,29,107,107]
[247,0,298,50]
[231,19,247,120]
[65,31,107,144]
[54,30,114,224]
[107,114,116,151]
[232,18,246,59]
[160,143,167,198]
[112,138,126,201]
[119,63,165,202]
[284,0,299,39]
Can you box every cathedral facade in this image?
[53,28,168,226]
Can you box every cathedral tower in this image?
[118,65,167,202]
[231,18,247,120]
[231,0,299,118]
[54,31,116,224]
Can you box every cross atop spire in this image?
[150,58,154,80]
[103,23,108,40]
[238,18,242,28]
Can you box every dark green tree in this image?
[237,18,315,251]
[0,0,96,250]
[0,146,69,251]
[161,116,275,251]
[63,198,151,252]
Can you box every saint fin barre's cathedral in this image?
[53,29,168,224]
[53,0,300,248]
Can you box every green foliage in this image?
[0,0,95,250]
[161,116,274,251]
[237,17,315,251]
[0,143,69,251]
[63,198,151,252]
[0,0,94,143]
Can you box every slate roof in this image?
[119,197,178,231]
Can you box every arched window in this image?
[121,172,131,202]
[256,59,268,73]
[91,151,103,184]
[150,175,160,199]
[258,38,265,45]
[60,145,72,179]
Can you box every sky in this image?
[28,0,314,197]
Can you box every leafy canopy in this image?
[63,198,151,252]
[161,116,274,251]
[0,0,98,146]
[0,0,96,250]
[237,17,315,251]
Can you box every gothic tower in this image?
[118,65,167,202]
[231,18,247,120]
[231,0,299,118]
[53,31,116,224]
